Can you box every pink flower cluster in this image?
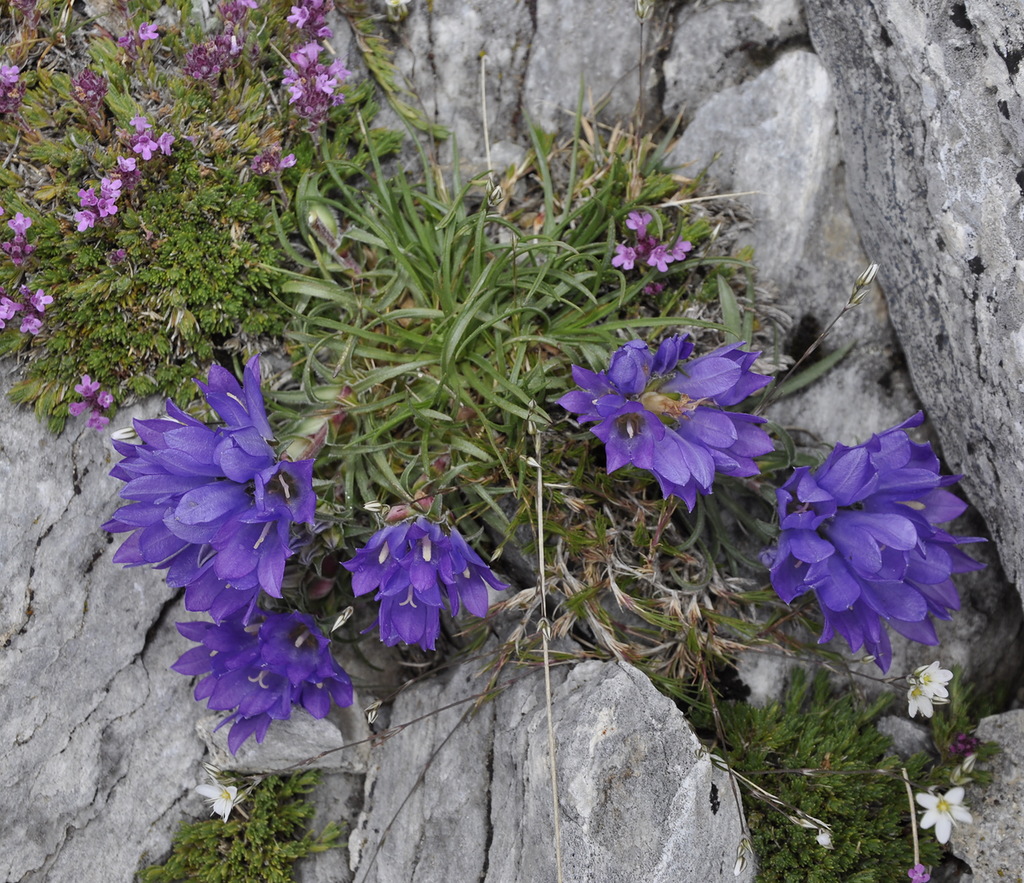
[219,0,258,25]
[129,115,175,161]
[71,69,108,122]
[611,211,693,273]
[69,375,114,430]
[1,208,37,266]
[286,0,335,40]
[183,36,240,83]
[0,64,25,115]
[75,177,123,231]
[73,118,174,232]
[282,42,350,131]
[250,146,297,175]
[0,283,51,335]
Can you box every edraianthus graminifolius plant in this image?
[172,608,353,753]
[343,515,509,651]
[557,335,774,509]
[102,355,316,622]
[762,412,984,672]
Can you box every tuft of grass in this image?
[267,110,811,696]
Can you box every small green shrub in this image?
[139,771,343,883]
[691,670,942,881]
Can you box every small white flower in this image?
[196,782,240,823]
[907,682,936,718]
[816,829,833,849]
[906,661,953,718]
[916,786,973,844]
[914,661,953,694]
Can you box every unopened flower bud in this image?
[385,0,409,22]
[331,607,354,632]
[635,0,655,22]
[849,263,879,306]
[365,700,382,724]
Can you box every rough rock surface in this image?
[666,47,922,445]
[951,709,1024,879]
[346,660,754,883]
[0,375,208,883]
[804,0,1024,594]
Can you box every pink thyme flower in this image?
[75,375,101,397]
[20,314,42,335]
[157,132,176,155]
[611,244,637,270]
[0,295,22,322]
[646,244,672,272]
[28,289,51,313]
[7,212,31,236]
[670,238,693,261]
[75,210,97,231]
[625,211,652,237]
[130,115,151,133]
[132,132,159,160]
[138,22,159,41]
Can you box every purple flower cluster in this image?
[12,0,40,26]
[220,0,258,25]
[612,211,693,274]
[104,356,356,753]
[0,283,50,335]
[172,608,353,753]
[1,209,36,265]
[948,732,981,757]
[282,43,351,131]
[558,335,773,509]
[0,64,25,115]
[183,0,256,83]
[75,177,122,231]
[286,0,335,39]
[762,413,984,672]
[251,146,297,175]
[103,356,317,621]
[343,516,509,651]
[183,35,244,84]
[69,374,114,429]
[71,69,108,124]
[72,120,170,232]
[129,115,175,161]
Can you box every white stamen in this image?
[422,536,432,563]
[378,543,390,564]
[399,587,417,607]
[252,522,273,550]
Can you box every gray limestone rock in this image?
[667,48,922,444]
[349,659,755,883]
[663,0,808,116]
[804,0,1024,597]
[0,374,207,883]
[950,709,1024,879]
